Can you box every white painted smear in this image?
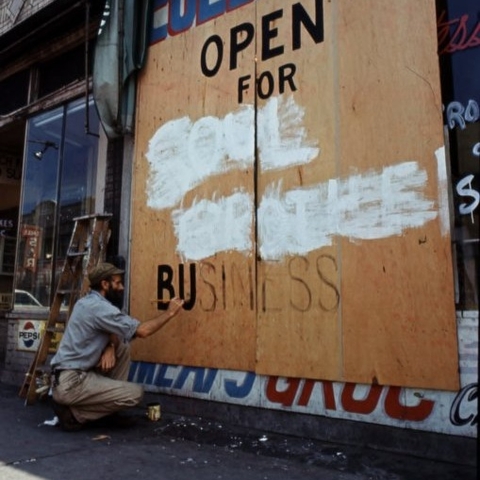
[172,191,253,261]
[435,146,450,237]
[257,95,319,170]
[145,109,254,210]
[170,161,437,261]
[145,95,319,210]
[258,161,438,260]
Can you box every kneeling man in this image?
[50,262,183,431]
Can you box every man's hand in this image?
[166,297,185,318]
[97,343,116,372]
[135,297,185,339]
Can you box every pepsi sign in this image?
[17,320,44,351]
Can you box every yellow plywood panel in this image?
[130,0,459,391]
[130,3,257,371]
[255,0,342,379]
[337,0,458,389]
[254,0,458,390]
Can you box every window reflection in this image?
[15,98,99,309]
[437,0,480,309]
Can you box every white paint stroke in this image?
[435,146,450,236]
[145,95,319,210]
[258,161,438,260]
[171,160,438,262]
[257,95,320,170]
[145,108,254,210]
[172,191,253,261]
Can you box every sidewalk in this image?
[0,382,476,480]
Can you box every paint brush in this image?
[150,298,189,304]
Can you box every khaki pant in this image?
[52,343,144,424]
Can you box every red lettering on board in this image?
[384,386,434,421]
[266,377,435,422]
[341,383,383,415]
[266,377,301,407]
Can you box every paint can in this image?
[147,403,161,422]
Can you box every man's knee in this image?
[128,382,144,406]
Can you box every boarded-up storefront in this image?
[130,0,459,391]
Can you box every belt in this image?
[52,368,83,386]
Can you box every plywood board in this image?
[130,0,459,391]
[254,0,458,390]
[254,0,342,379]
[337,0,458,388]
[130,3,258,371]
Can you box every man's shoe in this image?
[94,412,137,429]
[51,399,83,432]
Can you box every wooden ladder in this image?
[19,213,112,405]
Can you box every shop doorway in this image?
[0,119,25,310]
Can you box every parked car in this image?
[14,289,44,308]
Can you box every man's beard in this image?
[105,286,124,309]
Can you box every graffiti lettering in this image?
[456,175,479,216]
[437,10,480,55]
[445,100,479,131]
[450,383,478,426]
[473,143,480,157]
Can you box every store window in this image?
[437,0,480,310]
[15,97,100,309]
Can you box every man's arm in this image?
[135,297,184,339]
[97,333,119,372]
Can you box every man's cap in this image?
[88,262,124,285]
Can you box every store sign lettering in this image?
[0,219,14,229]
[156,260,340,313]
[152,0,255,43]
[152,1,324,103]
[446,99,480,219]
[266,378,435,421]
[0,155,21,184]
[446,99,479,130]
[131,363,440,424]
[200,1,324,103]
[21,225,42,272]
[450,383,478,426]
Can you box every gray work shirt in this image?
[51,290,140,371]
